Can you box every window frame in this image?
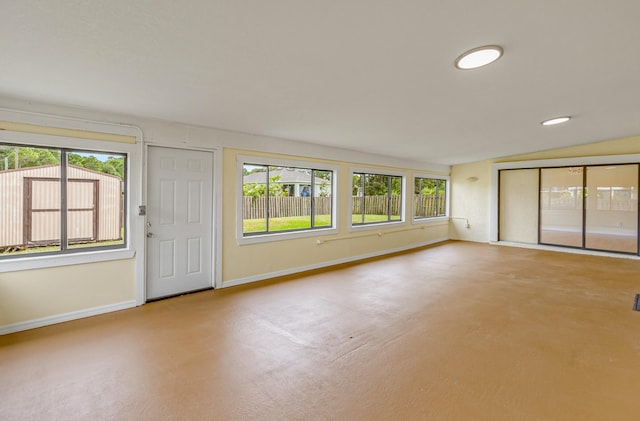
[412,174,450,224]
[0,143,128,256]
[236,155,339,245]
[0,129,139,273]
[349,167,406,231]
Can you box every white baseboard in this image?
[0,300,137,335]
[222,237,449,289]
[492,240,640,260]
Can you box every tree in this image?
[0,146,59,170]
[0,146,125,180]
[243,175,285,198]
[313,170,332,197]
[68,153,125,179]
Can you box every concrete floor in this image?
[2,241,640,420]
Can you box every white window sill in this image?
[412,216,450,226]
[0,248,136,273]
[348,220,405,233]
[238,227,339,245]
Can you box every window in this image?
[351,171,403,225]
[0,143,127,258]
[414,176,447,219]
[239,157,336,241]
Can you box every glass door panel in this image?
[540,167,584,247]
[585,165,638,253]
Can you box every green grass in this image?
[243,214,399,233]
[244,215,332,233]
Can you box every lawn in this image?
[243,214,396,233]
[244,215,331,233]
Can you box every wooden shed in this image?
[0,165,123,249]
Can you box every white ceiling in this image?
[2,0,640,165]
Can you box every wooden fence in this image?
[414,194,446,217]
[242,195,445,219]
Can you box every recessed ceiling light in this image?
[455,45,503,70]
[541,116,571,126]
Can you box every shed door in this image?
[25,178,98,245]
[146,146,214,300]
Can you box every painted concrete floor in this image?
[2,241,640,420]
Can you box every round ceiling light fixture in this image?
[455,45,504,70]
[541,116,572,126]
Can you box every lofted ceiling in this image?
[2,0,640,165]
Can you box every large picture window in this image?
[0,143,127,258]
[241,160,335,238]
[414,176,447,219]
[351,171,403,225]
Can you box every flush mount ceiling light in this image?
[541,116,572,126]
[455,45,503,70]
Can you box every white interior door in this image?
[146,146,213,300]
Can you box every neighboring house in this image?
[243,168,329,197]
[0,164,123,249]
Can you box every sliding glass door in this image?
[585,165,638,253]
[540,167,584,247]
[539,164,639,254]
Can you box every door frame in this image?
[491,153,640,244]
[139,143,223,304]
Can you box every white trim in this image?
[490,153,640,243]
[492,240,640,260]
[221,237,449,288]
[492,154,640,171]
[412,216,450,226]
[490,165,500,242]
[136,136,147,305]
[238,226,341,244]
[0,300,136,335]
[213,147,224,289]
[0,107,141,138]
[0,250,136,273]
[236,154,340,245]
[349,219,406,232]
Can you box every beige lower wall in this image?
[222,149,450,282]
[0,258,135,326]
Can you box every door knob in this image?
[147,232,154,238]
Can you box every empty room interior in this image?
[2,1,640,419]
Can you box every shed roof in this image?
[0,164,122,180]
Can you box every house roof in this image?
[2,1,640,165]
[244,168,324,185]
